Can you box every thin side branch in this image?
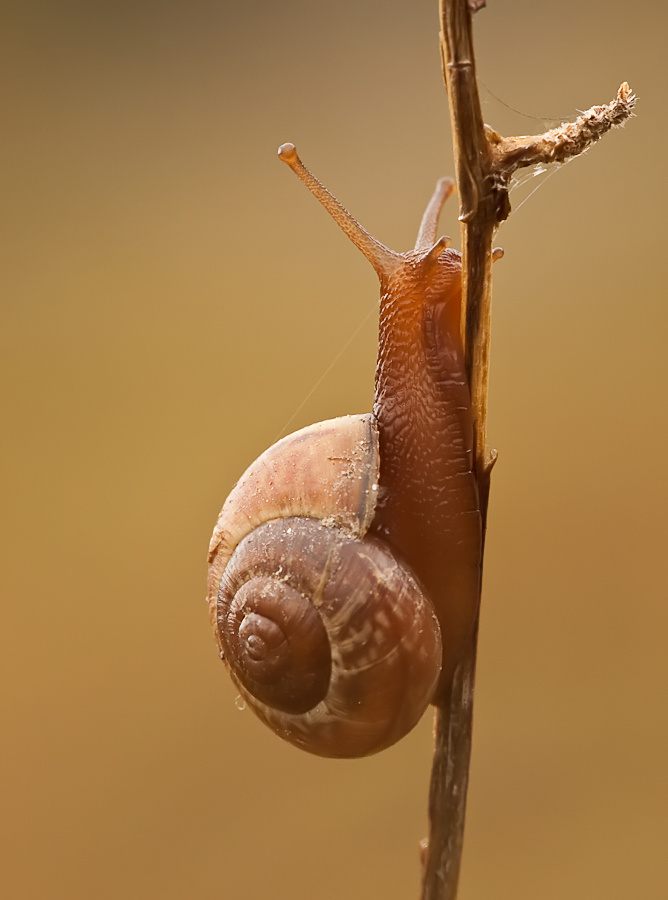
[490,83,636,182]
[421,3,635,900]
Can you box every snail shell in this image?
[207,414,442,758]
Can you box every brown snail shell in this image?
[207,414,442,758]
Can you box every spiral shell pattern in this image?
[208,415,442,757]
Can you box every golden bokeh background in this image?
[2,1,665,897]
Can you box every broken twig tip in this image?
[618,82,636,108]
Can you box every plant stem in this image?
[420,2,635,898]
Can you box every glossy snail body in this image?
[207,144,482,757]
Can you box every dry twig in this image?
[420,2,635,898]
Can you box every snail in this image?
[207,143,482,758]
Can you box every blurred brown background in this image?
[1,1,665,898]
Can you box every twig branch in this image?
[489,83,636,185]
[420,3,635,899]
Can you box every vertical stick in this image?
[422,2,499,897]
[421,2,633,897]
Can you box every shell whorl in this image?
[207,414,380,636]
[207,415,443,758]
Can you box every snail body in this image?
[207,145,482,757]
